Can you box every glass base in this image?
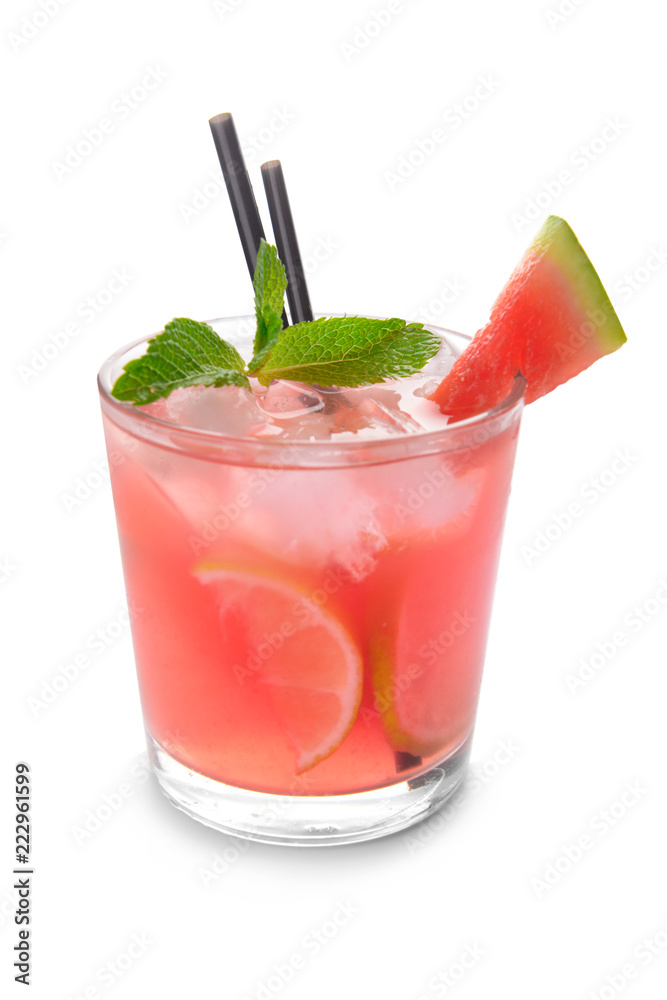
[147,733,471,846]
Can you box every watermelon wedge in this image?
[430,216,626,420]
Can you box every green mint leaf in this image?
[111,317,250,405]
[250,240,286,369]
[253,316,440,388]
[247,340,273,376]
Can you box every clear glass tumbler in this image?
[98,318,524,845]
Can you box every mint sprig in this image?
[253,316,440,387]
[110,244,440,404]
[111,317,249,404]
[250,238,287,371]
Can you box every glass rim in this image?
[97,317,526,467]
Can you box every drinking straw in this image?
[261,160,314,325]
[208,113,267,279]
[209,113,288,328]
[395,752,423,773]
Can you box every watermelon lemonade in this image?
[95,88,626,846]
[99,319,524,842]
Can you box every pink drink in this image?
[98,320,524,842]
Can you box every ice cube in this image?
[411,377,441,399]
[371,456,485,541]
[418,336,457,376]
[409,338,457,397]
[145,384,268,436]
[224,467,388,581]
[128,387,267,532]
[301,385,424,439]
[249,423,285,438]
[128,393,389,578]
[256,381,324,420]
[356,393,423,435]
[385,339,457,430]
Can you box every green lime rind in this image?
[368,627,445,758]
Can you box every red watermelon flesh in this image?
[430,216,627,420]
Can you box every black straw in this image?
[209,113,287,327]
[395,751,423,773]
[261,160,313,325]
[209,113,268,281]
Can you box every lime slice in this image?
[194,564,363,773]
[369,549,487,758]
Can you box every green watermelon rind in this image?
[528,216,626,353]
[431,215,627,417]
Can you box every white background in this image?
[3,1,666,998]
